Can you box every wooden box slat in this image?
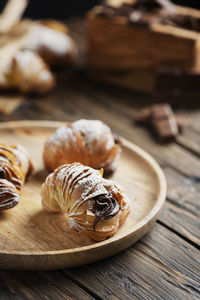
[87,4,200,93]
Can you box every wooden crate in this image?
[87,4,200,93]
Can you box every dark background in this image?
[0,0,200,19]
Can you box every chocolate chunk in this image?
[151,104,178,142]
[151,103,173,119]
[136,103,181,143]
[152,113,178,142]
[136,103,174,123]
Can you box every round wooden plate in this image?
[0,120,166,271]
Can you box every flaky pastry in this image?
[3,49,55,93]
[43,119,121,174]
[0,143,33,210]
[25,21,77,67]
[41,163,130,241]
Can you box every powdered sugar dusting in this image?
[41,162,130,241]
[73,119,114,153]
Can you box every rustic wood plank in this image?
[165,167,200,216]
[64,223,200,300]
[177,119,200,157]
[177,128,200,157]
[0,270,95,300]
[0,95,25,115]
[162,167,200,246]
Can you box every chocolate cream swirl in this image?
[92,192,121,230]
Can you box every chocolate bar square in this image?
[152,110,178,142]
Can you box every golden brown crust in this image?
[0,143,33,210]
[4,50,55,93]
[25,22,77,67]
[43,119,121,174]
[41,163,130,241]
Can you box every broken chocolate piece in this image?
[151,104,178,142]
[151,103,172,119]
[136,103,182,143]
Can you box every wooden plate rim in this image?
[0,120,167,256]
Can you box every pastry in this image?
[2,49,55,93]
[43,119,121,174]
[38,20,69,34]
[41,162,130,241]
[25,21,77,67]
[0,143,33,210]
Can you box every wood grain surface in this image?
[0,270,94,300]
[0,18,199,300]
[64,224,200,300]
[0,120,166,270]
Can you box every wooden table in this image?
[0,20,200,300]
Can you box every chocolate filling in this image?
[113,135,121,145]
[0,186,19,211]
[0,167,5,178]
[0,165,22,191]
[92,193,120,230]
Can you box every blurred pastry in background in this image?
[43,119,121,174]
[0,143,33,211]
[0,49,55,93]
[25,20,77,67]
[0,0,78,94]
